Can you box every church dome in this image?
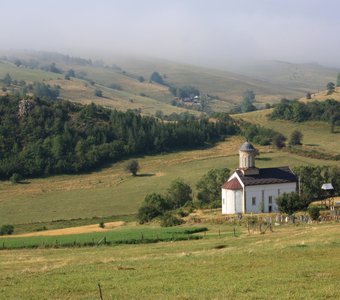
[240,141,255,152]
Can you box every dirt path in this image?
[9,221,125,237]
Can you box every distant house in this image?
[221,142,297,214]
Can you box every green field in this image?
[0,136,338,226]
[0,223,339,299]
[0,226,208,250]
[234,109,340,155]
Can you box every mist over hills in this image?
[0,49,339,114]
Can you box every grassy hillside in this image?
[234,109,340,155]
[0,61,191,116]
[0,136,338,225]
[228,60,340,94]
[0,223,339,299]
[300,87,340,102]
[2,51,339,114]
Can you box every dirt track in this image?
[9,221,125,237]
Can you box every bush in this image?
[196,168,230,206]
[109,83,122,90]
[10,173,22,184]
[160,212,184,227]
[308,206,321,221]
[99,222,105,228]
[166,178,192,209]
[95,89,103,97]
[125,160,140,176]
[289,130,303,146]
[137,193,169,224]
[0,224,14,235]
[276,192,308,214]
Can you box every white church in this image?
[221,141,297,214]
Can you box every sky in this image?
[1,0,340,68]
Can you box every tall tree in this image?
[2,73,12,86]
[326,82,335,95]
[196,168,230,206]
[166,178,192,208]
[336,73,340,87]
[149,72,164,85]
[241,90,256,112]
[272,133,286,149]
[289,130,303,145]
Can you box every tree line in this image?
[137,168,230,225]
[0,95,239,180]
[276,165,340,215]
[270,99,340,132]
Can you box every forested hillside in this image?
[270,99,340,131]
[0,95,238,179]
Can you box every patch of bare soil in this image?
[9,221,125,237]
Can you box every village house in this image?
[222,141,297,214]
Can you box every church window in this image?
[269,196,272,204]
[223,198,225,205]
[252,197,256,205]
[278,189,280,196]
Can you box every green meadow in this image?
[0,137,338,226]
[0,226,208,250]
[234,108,340,155]
[0,223,339,299]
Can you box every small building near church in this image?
[221,141,297,214]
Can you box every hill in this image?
[0,95,237,180]
[1,51,339,114]
[227,60,340,94]
[299,87,340,102]
[1,135,338,225]
[234,107,340,156]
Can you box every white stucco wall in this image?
[222,171,245,214]
[244,182,296,213]
[222,189,243,214]
[222,170,297,214]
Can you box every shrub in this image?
[166,178,192,209]
[160,212,184,227]
[137,193,168,224]
[289,130,303,146]
[308,206,321,221]
[196,168,230,206]
[99,222,105,228]
[109,83,122,90]
[276,192,308,214]
[95,89,103,97]
[10,173,22,184]
[0,224,14,235]
[125,160,140,176]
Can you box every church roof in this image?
[222,177,242,190]
[240,141,255,152]
[235,167,297,186]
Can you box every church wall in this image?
[222,189,243,214]
[245,182,296,213]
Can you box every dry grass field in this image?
[0,223,339,299]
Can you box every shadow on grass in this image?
[305,143,320,146]
[256,157,272,161]
[16,181,31,185]
[136,173,154,177]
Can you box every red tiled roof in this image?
[222,177,242,190]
